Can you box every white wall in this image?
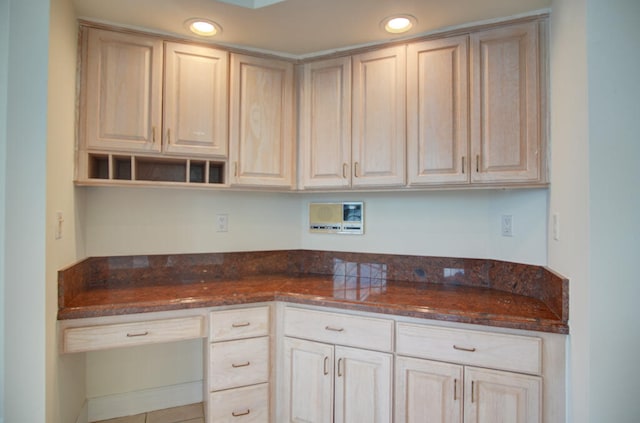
[83,188,303,256]
[0,0,9,419]
[300,190,548,264]
[2,0,50,421]
[548,1,590,422]
[550,0,640,421]
[586,0,640,421]
[47,0,87,422]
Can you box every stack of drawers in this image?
[208,306,271,422]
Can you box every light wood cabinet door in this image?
[395,356,463,423]
[334,346,392,423]
[163,43,228,157]
[407,36,469,186]
[352,46,406,187]
[470,22,542,183]
[83,28,163,153]
[298,57,352,189]
[282,337,333,423]
[464,367,541,423]
[229,54,294,188]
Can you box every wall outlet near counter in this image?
[501,214,513,237]
[216,214,229,232]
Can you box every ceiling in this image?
[73,0,551,57]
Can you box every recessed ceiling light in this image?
[184,18,221,37]
[381,14,417,34]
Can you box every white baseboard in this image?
[87,381,203,422]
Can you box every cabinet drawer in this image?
[210,337,270,391]
[209,383,269,423]
[396,323,541,375]
[284,307,394,352]
[210,306,270,341]
[62,316,205,353]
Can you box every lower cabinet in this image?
[395,322,543,423]
[396,356,541,423]
[282,337,392,423]
[208,306,271,422]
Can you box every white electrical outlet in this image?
[216,214,229,232]
[501,215,513,237]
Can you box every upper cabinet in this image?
[76,17,547,190]
[407,20,546,187]
[81,28,228,157]
[298,57,352,189]
[81,29,163,153]
[229,53,294,188]
[299,46,406,190]
[352,46,406,188]
[470,21,543,184]
[163,43,228,157]
[407,35,469,186]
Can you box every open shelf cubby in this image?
[87,153,225,185]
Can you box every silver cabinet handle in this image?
[354,161,360,177]
[337,357,343,377]
[476,154,480,172]
[343,163,348,179]
[453,345,476,352]
[231,361,251,368]
[454,378,458,400]
[126,331,149,337]
[232,322,250,328]
[232,409,250,417]
[323,356,329,375]
[471,381,476,403]
[462,156,465,174]
[325,326,344,332]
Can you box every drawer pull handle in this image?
[126,331,149,337]
[232,322,251,328]
[453,345,476,352]
[323,356,329,375]
[232,361,251,368]
[232,409,250,417]
[325,326,344,332]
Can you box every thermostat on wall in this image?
[309,202,364,235]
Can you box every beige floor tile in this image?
[179,419,204,423]
[93,413,146,423]
[146,403,204,423]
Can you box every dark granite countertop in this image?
[58,250,569,334]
